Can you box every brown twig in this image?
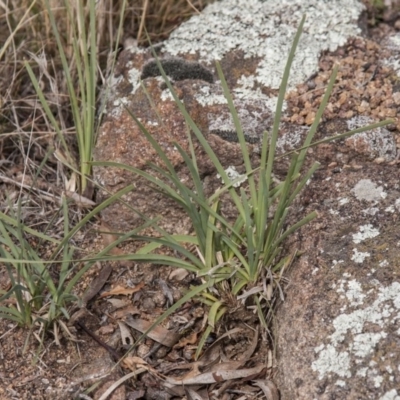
[74,320,121,362]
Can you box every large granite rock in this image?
[276,165,400,399]
[94,0,368,232]
[94,0,400,398]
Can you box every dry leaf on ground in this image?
[124,316,180,347]
[165,364,265,386]
[99,282,144,298]
[253,379,280,400]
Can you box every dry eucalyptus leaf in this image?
[253,379,279,400]
[99,282,144,298]
[65,190,96,207]
[169,268,189,281]
[166,364,265,385]
[174,331,198,349]
[237,327,259,362]
[124,316,180,347]
[185,387,208,400]
[107,298,130,310]
[82,263,112,304]
[100,222,119,247]
[118,321,133,346]
[113,305,141,319]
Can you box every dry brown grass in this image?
[0,0,215,225]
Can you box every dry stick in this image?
[81,263,112,305]
[74,320,121,362]
[0,174,60,203]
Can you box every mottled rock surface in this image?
[94,0,369,232]
[276,164,400,399]
[94,0,400,398]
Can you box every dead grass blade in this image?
[165,364,265,386]
[0,0,37,61]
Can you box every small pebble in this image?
[155,346,168,359]
[153,292,166,308]
[172,289,182,302]
[137,343,151,358]
[183,348,194,361]
[141,297,155,311]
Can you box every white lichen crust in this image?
[312,280,400,383]
[163,0,364,90]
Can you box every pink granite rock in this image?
[94,0,400,398]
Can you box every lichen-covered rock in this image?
[94,0,400,398]
[275,162,400,399]
[94,0,372,232]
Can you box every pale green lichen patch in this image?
[310,172,400,390]
[352,224,380,244]
[311,344,351,378]
[163,0,364,90]
[121,0,366,140]
[216,166,247,187]
[379,389,400,400]
[351,249,370,264]
[128,68,142,95]
[382,33,400,77]
[352,179,387,202]
[312,280,400,380]
[345,117,397,161]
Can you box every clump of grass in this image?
[0,197,81,333]
[0,0,218,340]
[25,0,119,194]
[0,0,128,337]
[1,0,213,198]
[0,185,138,336]
[93,16,392,358]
